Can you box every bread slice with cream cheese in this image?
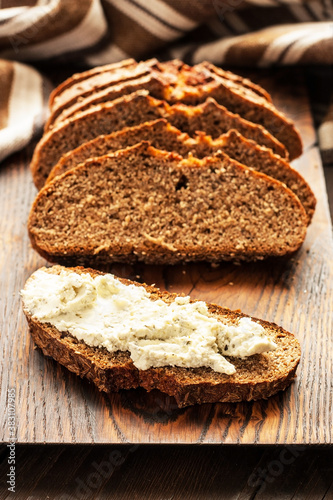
[22,265,301,408]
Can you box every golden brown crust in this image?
[48,59,272,125]
[197,61,272,102]
[23,266,301,407]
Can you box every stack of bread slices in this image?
[28,58,316,266]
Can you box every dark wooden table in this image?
[1,67,333,499]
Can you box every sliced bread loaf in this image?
[47,60,301,160]
[49,58,158,116]
[49,58,136,108]
[197,61,272,102]
[22,265,301,407]
[49,58,271,121]
[31,91,286,189]
[172,63,302,160]
[28,142,308,266]
[47,73,168,130]
[46,120,315,223]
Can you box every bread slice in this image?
[46,120,315,223]
[46,119,196,183]
[49,58,271,121]
[47,59,273,131]
[23,265,301,407]
[47,72,168,130]
[197,61,272,102]
[28,141,308,266]
[215,130,315,223]
[174,62,302,160]
[168,97,285,155]
[46,60,302,159]
[48,58,136,108]
[47,58,159,128]
[31,91,287,189]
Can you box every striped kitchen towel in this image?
[0,59,51,162]
[0,0,332,164]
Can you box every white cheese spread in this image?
[22,269,277,374]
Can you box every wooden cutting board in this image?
[0,68,332,445]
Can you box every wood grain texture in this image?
[0,444,332,499]
[0,68,332,445]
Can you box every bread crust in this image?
[48,73,167,130]
[23,266,301,407]
[49,59,158,122]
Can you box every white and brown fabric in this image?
[0,59,51,162]
[0,0,332,164]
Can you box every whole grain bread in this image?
[23,265,301,407]
[31,91,287,189]
[47,59,273,130]
[46,119,196,183]
[47,72,168,130]
[46,119,315,223]
[173,62,302,160]
[47,58,159,128]
[46,60,302,160]
[48,58,136,108]
[197,61,272,102]
[28,142,308,266]
[214,129,315,223]
[49,58,271,121]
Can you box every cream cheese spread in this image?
[22,269,277,374]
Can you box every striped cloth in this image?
[0,0,332,164]
[0,60,51,162]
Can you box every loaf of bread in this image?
[22,265,301,407]
[31,90,287,189]
[46,59,302,160]
[48,58,272,126]
[49,58,271,110]
[48,58,136,107]
[28,141,308,266]
[47,58,159,126]
[45,119,315,223]
[29,59,312,267]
